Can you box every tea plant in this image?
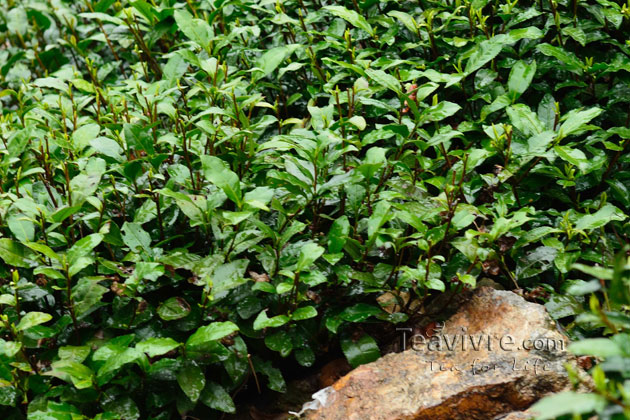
[533,249,630,419]
[0,0,629,418]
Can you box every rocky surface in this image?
[304,287,573,420]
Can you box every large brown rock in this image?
[304,287,572,420]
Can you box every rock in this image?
[304,287,573,420]
[495,411,533,419]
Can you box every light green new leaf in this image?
[68,234,103,265]
[136,338,180,357]
[530,391,607,419]
[537,43,585,74]
[121,222,152,255]
[296,243,325,272]
[174,9,213,49]
[421,101,461,123]
[45,360,94,389]
[575,204,626,231]
[508,60,536,99]
[365,69,401,95]
[201,156,242,208]
[253,310,290,330]
[0,238,31,268]
[253,46,297,81]
[186,321,239,347]
[465,35,507,75]
[16,312,52,331]
[557,107,602,139]
[553,145,589,172]
[291,306,317,321]
[568,338,623,358]
[325,6,374,36]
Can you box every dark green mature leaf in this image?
[157,297,191,321]
[341,334,380,368]
[201,382,236,413]
[177,363,206,402]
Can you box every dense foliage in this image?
[1,0,630,418]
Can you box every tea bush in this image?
[0,0,630,418]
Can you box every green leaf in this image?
[157,297,191,321]
[174,9,213,49]
[507,60,536,99]
[25,242,59,261]
[328,216,350,254]
[387,11,417,33]
[0,339,21,357]
[253,46,295,81]
[7,214,35,243]
[365,69,401,95]
[72,123,100,150]
[59,346,91,363]
[201,156,242,208]
[72,278,108,319]
[253,310,290,330]
[97,347,145,378]
[296,243,324,272]
[177,363,206,402]
[341,334,380,368]
[506,104,544,136]
[200,382,236,413]
[465,35,507,75]
[537,43,585,74]
[136,338,180,357]
[90,137,124,161]
[557,107,602,139]
[553,145,589,172]
[265,331,293,357]
[368,201,392,239]
[7,7,28,35]
[121,222,152,255]
[67,233,103,265]
[292,306,317,321]
[340,303,383,323]
[0,294,16,306]
[16,312,52,331]
[211,259,249,297]
[530,392,607,419]
[575,204,626,231]
[348,115,367,131]
[569,338,623,358]
[0,238,32,268]
[421,101,461,123]
[324,6,374,36]
[45,360,94,389]
[186,321,239,347]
